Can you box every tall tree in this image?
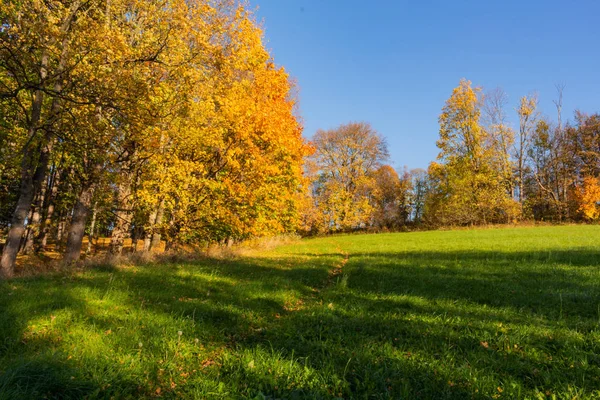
[131,3,310,248]
[0,0,96,276]
[310,122,388,232]
[410,168,429,224]
[371,165,412,230]
[482,88,515,199]
[515,94,539,206]
[429,79,517,226]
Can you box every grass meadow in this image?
[1,226,600,399]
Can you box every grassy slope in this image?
[1,226,600,399]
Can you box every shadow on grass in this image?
[341,249,600,320]
[0,358,97,399]
[0,356,146,399]
[0,248,599,398]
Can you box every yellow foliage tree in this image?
[573,177,600,221]
[310,122,388,232]
[134,4,310,247]
[428,79,518,226]
[0,0,311,272]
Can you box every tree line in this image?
[2,2,599,279]
[302,80,600,235]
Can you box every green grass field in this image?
[1,226,600,399]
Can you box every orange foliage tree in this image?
[573,177,600,221]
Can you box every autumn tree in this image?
[132,6,310,249]
[526,119,560,219]
[370,165,413,229]
[0,0,110,275]
[564,112,600,221]
[524,88,582,221]
[310,122,388,232]
[572,176,600,221]
[482,88,515,199]
[515,94,539,206]
[428,79,518,226]
[569,112,600,178]
[0,0,310,277]
[409,168,429,224]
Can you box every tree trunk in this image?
[19,206,35,254]
[0,169,35,278]
[143,206,158,252]
[149,198,165,252]
[518,153,524,205]
[37,166,60,250]
[131,225,142,253]
[56,211,66,244]
[143,235,152,252]
[86,205,97,255]
[64,185,94,264]
[1,136,51,277]
[110,180,132,255]
[22,178,46,254]
[0,52,49,278]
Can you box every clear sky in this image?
[252,0,600,170]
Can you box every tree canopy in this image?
[0,0,309,277]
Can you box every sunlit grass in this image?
[1,226,600,398]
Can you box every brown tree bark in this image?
[149,198,165,252]
[110,180,132,255]
[131,225,143,253]
[143,206,158,252]
[64,185,95,264]
[1,166,35,278]
[37,166,60,250]
[0,87,46,277]
[56,212,66,245]
[22,177,47,254]
[86,205,97,255]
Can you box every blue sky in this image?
[252,0,600,170]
